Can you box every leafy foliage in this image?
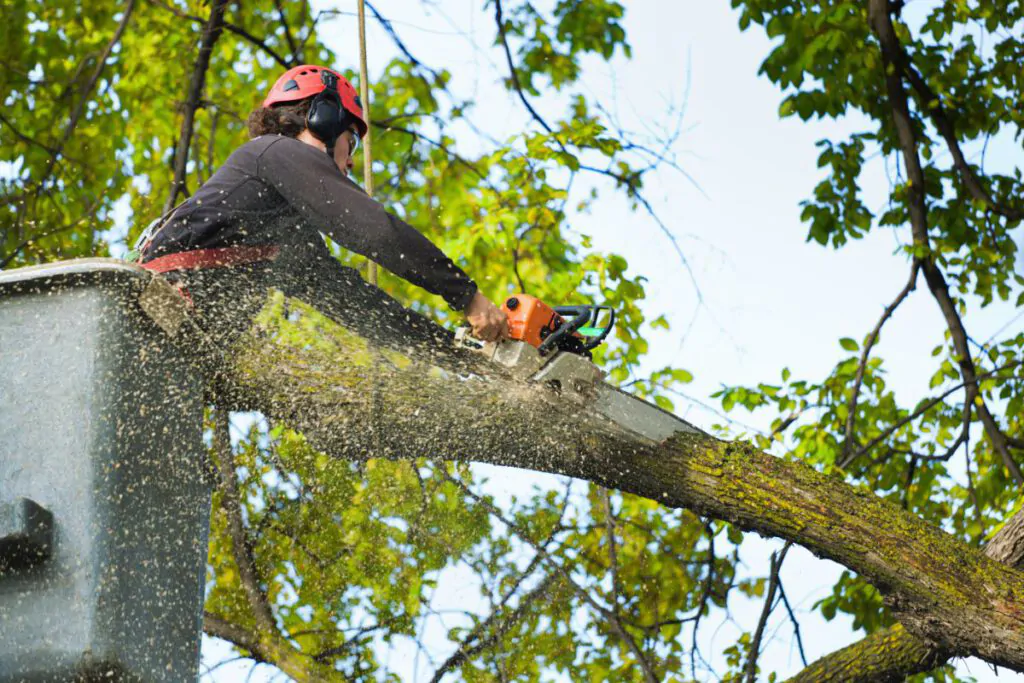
[5,0,1022,680]
[0,0,730,680]
[722,0,1023,677]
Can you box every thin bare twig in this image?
[745,543,790,683]
[273,0,301,62]
[776,580,807,667]
[444,473,660,683]
[148,0,291,68]
[1,0,135,213]
[690,521,717,680]
[900,60,1022,221]
[843,262,920,457]
[490,0,702,303]
[365,1,443,82]
[839,360,1022,469]
[212,408,277,636]
[428,574,559,683]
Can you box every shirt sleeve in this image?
[254,135,478,311]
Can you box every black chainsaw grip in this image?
[539,306,591,355]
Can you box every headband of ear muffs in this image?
[306,70,351,155]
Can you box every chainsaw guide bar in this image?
[454,330,700,444]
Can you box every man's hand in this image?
[464,291,510,343]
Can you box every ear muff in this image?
[306,71,347,153]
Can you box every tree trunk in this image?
[211,294,1024,673]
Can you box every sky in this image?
[201,1,1021,681]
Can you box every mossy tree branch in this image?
[213,295,1024,673]
[787,508,1024,682]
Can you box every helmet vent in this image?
[282,80,299,92]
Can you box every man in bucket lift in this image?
[137,65,509,351]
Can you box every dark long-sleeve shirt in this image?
[142,134,478,311]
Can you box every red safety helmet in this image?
[262,65,367,138]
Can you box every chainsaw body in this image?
[458,294,615,399]
[500,294,615,357]
[455,294,694,443]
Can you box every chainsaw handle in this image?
[538,306,591,355]
[577,306,615,351]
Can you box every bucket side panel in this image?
[0,289,106,679]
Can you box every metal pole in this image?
[356,0,377,286]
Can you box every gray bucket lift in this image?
[0,260,210,682]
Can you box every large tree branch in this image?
[214,294,1024,672]
[864,0,1024,485]
[204,608,346,682]
[787,508,1024,682]
[203,612,266,660]
[164,0,228,212]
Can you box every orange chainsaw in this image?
[454,292,697,443]
[500,294,615,357]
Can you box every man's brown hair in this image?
[246,99,312,139]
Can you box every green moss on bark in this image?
[221,293,1024,673]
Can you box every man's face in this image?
[332,127,359,176]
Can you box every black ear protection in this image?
[306,70,351,155]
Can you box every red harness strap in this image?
[140,245,281,274]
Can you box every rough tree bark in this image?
[787,509,1024,682]
[207,294,1024,673]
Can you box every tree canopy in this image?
[2,0,1023,681]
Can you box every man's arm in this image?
[255,135,478,311]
